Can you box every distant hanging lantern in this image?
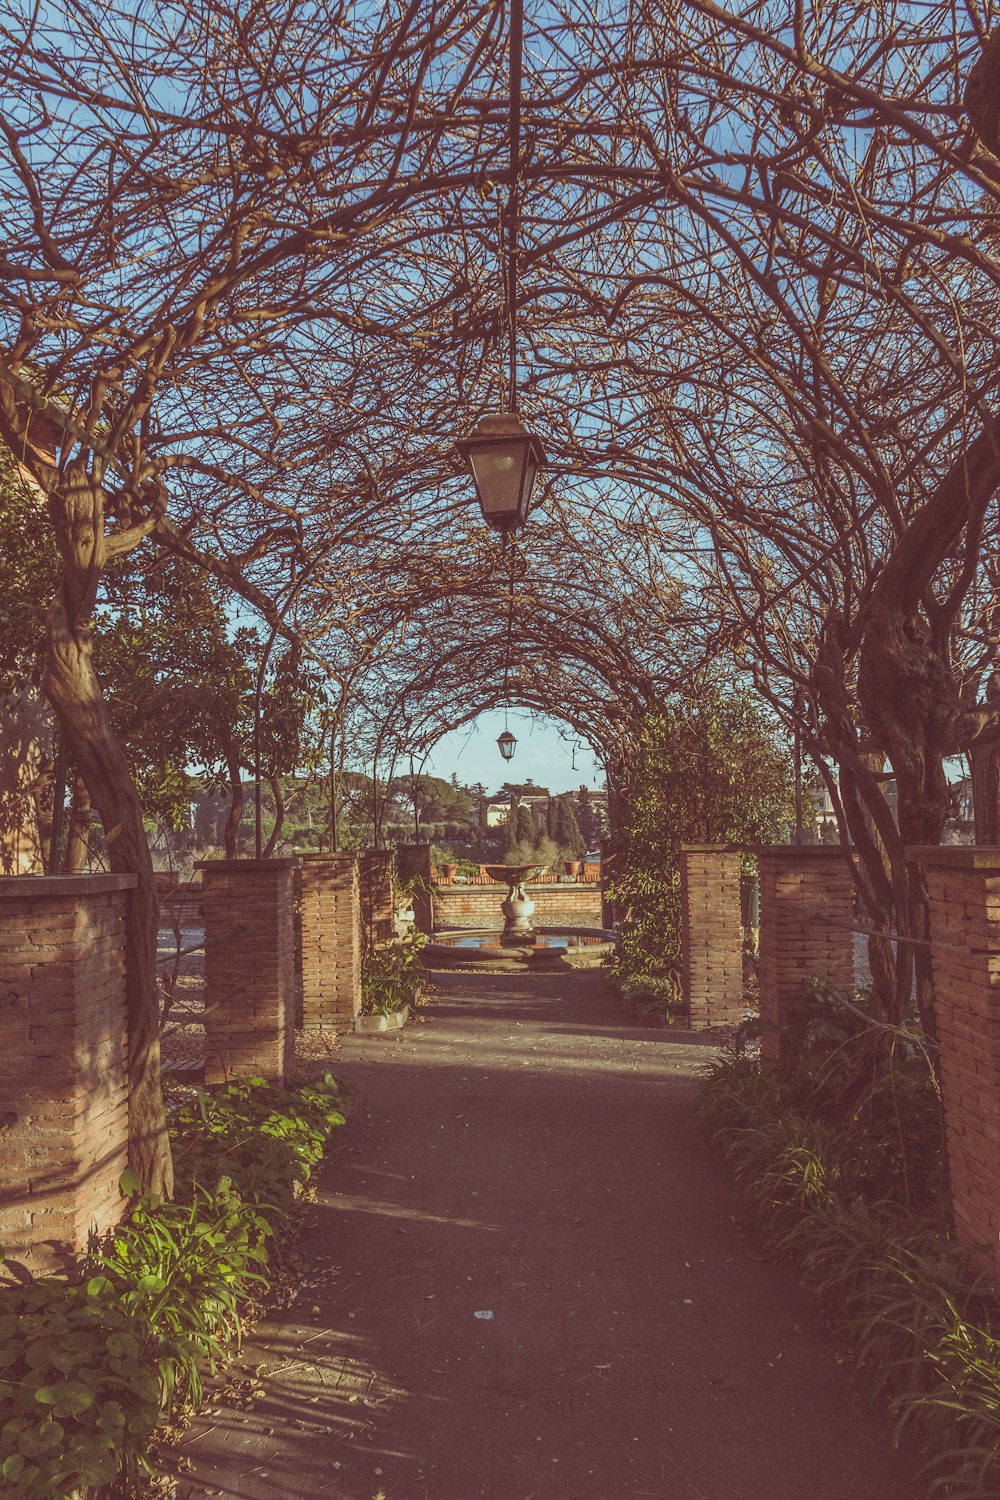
[458,413,546,533]
[497,729,517,761]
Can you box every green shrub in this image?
[171,1073,347,1213]
[700,1048,1000,1498]
[767,982,943,1211]
[615,971,683,1026]
[609,693,794,987]
[361,933,426,1015]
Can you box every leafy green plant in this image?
[765,981,943,1210]
[170,1073,346,1214]
[615,972,682,1026]
[0,1074,346,1498]
[0,1275,160,1498]
[361,933,426,1015]
[94,1181,272,1414]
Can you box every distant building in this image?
[810,774,971,845]
[485,794,550,829]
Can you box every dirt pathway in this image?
[176,969,921,1500]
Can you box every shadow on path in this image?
[177,969,922,1500]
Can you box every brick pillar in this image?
[300,853,362,1029]
[909,846,1000,1268]
[680,846,744,1029]
[0,874,133,1281]
[198,859,296,1085]
[756,846,855,1063]
[396,843,434,935]
[360,848,395,946]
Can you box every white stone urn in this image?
[484,863,545,945]
[393,900,415,938]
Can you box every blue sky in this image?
[422,707,605,797]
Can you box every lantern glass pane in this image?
[521,453,539,509]
[469,439,528,522]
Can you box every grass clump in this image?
[701,1036,1000,1499]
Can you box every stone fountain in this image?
[483,863,546,946]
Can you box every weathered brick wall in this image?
[199,859,296,1085]
[359,849,395,945]
[0,874,132,1280]
[910,846,1000,1269]
[680,847,744,1029]
[433,883,603,923]
[756,846,855,1063]
[300,853,361,1029]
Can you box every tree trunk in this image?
[857,607,954,1043]
[30,751,55,871]
[262,770,285,857]
[44,588,173,1197]
[41,460,172,1197]
[810,634,906,1023]
[223,741,243,858]
[966,24,1000,156]
[971,741,1000,843]
[63,770,91,873]
[0,686,52,874]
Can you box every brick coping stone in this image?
[196,858,299,871]
[679,844,742,865]
[0,873,137,898]
[300,852,359,863]
[680,844,856,859]
[753,844,853,858]
[907,845,1000,868]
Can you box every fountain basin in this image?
[421,928,616,968]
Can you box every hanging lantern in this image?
[458,413,545,532]
[497,729,517,761]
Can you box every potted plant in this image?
[356,932,427,1032]
[441,862,458,883]
[564,858,583,878]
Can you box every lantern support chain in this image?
[506,0,523,415]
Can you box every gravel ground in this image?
[157,918,343,1082]
[853,930,872,991]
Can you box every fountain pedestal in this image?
[484,864,546,947]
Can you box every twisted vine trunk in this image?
[223,739,244,858]
[263,770,285,857]
[63,772,91,873]
[857,430,1000,1044]
[43,462,173,1197]
[971,729,1000,843]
